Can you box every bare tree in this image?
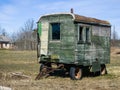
[11,32,18,42]
[15,19,37,50]
[111,26,120,47]
[0,25,8,36]
[112,26,118,40]
[23,19,34,31]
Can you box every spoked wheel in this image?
[70,67,82,80]
[101,64,107,75]
[35,64,47,80]
[39,64,48,75]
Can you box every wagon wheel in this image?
[39,64,45,72]
[39,64,48,76]
[35,64,47,80]
[101,64,107,75]
[70,67,82,80]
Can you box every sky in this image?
[0,0,120,37]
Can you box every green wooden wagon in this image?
[36,12,111,80]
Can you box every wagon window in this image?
[86,27,90,42]
[78,26,84,41]
[51,23,60,40]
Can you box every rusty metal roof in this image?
[74,14,110,26]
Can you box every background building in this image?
[0,35,12,49]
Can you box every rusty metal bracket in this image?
[35,64,64,80]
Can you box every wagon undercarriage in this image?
[35,62,107,80]
[35,63,65,80]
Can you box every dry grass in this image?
[0,48,120,90]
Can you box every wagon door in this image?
[37,22,49,58]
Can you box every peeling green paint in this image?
[38,13,111,71]
[38,22,42,36]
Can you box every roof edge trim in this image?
[39,13,75,21]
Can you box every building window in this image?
[5,43,7,47]
[51,23,60,40]
[78,26,84,42]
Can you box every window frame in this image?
[77,24,91,44]
[85,26,91,43]
[50,22,61,42]
[78,25,84,43]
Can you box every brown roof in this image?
[0,35,11,42]
[74,14,110,25]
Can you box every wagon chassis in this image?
[35,62,107,80]
[35,62,85,80]
[35,63,65,80]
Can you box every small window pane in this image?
[51,23,60,40]
[79,26,83,41]
[86,27,90,41]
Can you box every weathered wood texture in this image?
[38,13,111,67]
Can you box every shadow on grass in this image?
[48,69,101,79]
[49,69,69,78]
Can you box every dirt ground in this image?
[0,48,120,90]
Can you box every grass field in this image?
[0,48,120,90]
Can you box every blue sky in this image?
[0,0,120,37]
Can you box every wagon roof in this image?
[39,13,111,26]
[74,14,110,26]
